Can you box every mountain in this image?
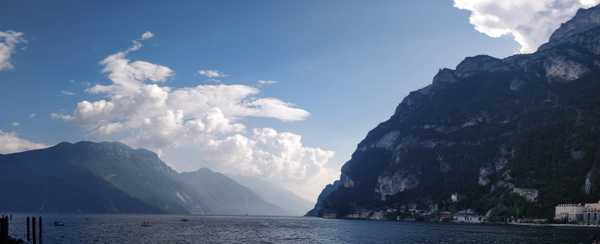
[49,141,192,214]
[0,141,282,215]
[0,142,163,213]
[178,168,286,216]
[232,175,315,216]
[308,5,600,221]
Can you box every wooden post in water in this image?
[4,216,9,243]
[32,217,37,244]
[5,216,8,243]
[26,216,30,241]
[2,216,9,241]
[0,216,7,244]
[39,216,43,244]
[0,216,3,244]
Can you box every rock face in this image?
[308,5,600,220]
[0,141,284,215]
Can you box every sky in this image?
[0,0,597,201]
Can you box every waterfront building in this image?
[555,201,600,225]
[583,201,600,226]
[555,204,584,223]
[452,210,484,224]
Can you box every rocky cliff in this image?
[308,4,600,221]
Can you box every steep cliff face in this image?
[308,5,600,220]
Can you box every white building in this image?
[555,204,584,223]
[555,201,600,224]
[452,209,484,223]
[583,201,600,225]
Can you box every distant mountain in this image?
[232,175,314,216]
[0,143,162,213]
[179,169,286,216]
[49,141,192,214]
[0,141,283,215]
[308,4,600,220]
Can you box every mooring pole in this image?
[39,216,43,244]
[4,216,8,243]
[27,216,30,241]
[32,217,37,244]
[0,216,7,244]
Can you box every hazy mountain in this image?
[308,5,600,220]
[232,175,314,216]
[179,169,286,216]
[50,141,192,214]
[0,143,163,213]
[0,141,285,215]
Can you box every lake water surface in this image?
[7,215,600,244]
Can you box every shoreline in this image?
[336,217,600,229]
[508,222,600,229]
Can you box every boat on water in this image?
[53,221,65,227]
[141,221,152,227]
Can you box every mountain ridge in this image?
[231,175,315,216]
[308,4,600,220]
[178,168,288,216]
[0,141,288,215]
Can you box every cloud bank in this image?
[454,0,600,53]
[0,30,25,71]
[56,32,335,200]
[0,131,47,154]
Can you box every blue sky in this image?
[0,0,528,200]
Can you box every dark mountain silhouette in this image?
[308,5,600,220]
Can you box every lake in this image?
[6,215,600,243]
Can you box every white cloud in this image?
[51,112,73,121]
[257,80,278,85]
[58,34,333,200]
[198,69,227,78]
[0,131,47,154]
[86,33,173,96]
[454,0,600,53]
[141,31,154,40]
[29,113,36,119]
[61,90,76,96]
[11,122,19,127]
[0,30,25,71]
[247,98,309,121]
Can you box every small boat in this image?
[141,221,152,227]
[53,221,65,227]
[180,218,189,222]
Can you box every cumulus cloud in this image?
[198,69,227,78]
[141,31,154,40]
[57,33,333,199]
[11,122,19,127]
[87,33,173,96]
[0,131,47,154]
[0,30,25,71]
[454,0,600,53]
